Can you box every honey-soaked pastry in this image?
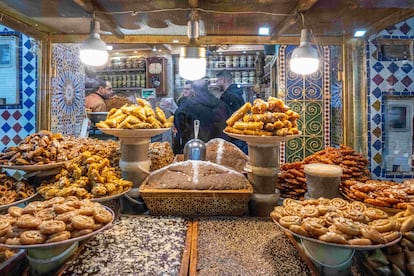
[289,224,310,237]
[348,238,373,246]
[279,216,302,228]
[16,214,41,229]
[71,229,93,238]
[360,226,386,244]
[318,232,348,244]
[46,231,71,243]
[364,207,389,221]
[333,217,361,236]
[369,219,396,233]
[302,218,328,237]
[20,230,46,245]
[39,220,66,234]
[93,207,113,224]
[71,215,95,230]
[8,206,23,217]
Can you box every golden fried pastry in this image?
[46,231,71,243]
[279,216,302,228]
[71,215,94,230]
[20,230,46,245]
[318,232,348,244]
[16,214,41,229]
[39,220,66,234]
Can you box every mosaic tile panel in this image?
[51,44,85,136]
[367,16,414,180]
[279,45,331,164]
[0,25,37,152]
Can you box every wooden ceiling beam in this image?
[51,34,343,45]
[365,9,414,37]
[270,0,319,41]
[72,0,124,39]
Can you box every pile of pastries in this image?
[149,142,174,171]
[342,179,414,210]
[0,130,66,166]
[0,197,113,245]
[276,145,370,199]
[224,97,300,136]
[96,99,173,129]
[37,151,132,200]
[0,172,35,205]
[271,197,401,246]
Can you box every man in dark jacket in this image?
[216,69,245,113]
[173,77,230,154]
[216,69,248,154]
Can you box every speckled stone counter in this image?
[60,216,190,275]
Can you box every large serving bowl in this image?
[87,112,108,125]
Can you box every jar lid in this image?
[304,163,343,177]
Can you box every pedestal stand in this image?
[99,128,170,214]
[224,131,298,217]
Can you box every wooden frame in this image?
[377,38,413,61]
[0,35,19,106]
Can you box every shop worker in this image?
[216,69,245,113]
[85,78,113,112]
[216,69,248,154]
[173,77,230,154]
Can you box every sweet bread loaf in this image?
[147,160,250,190]
[205,138,248,173]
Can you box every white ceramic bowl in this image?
[302,239,355,267]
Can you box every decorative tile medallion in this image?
[51,44,85,135]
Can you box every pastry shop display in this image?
[0,172,35,206]
[0,197,114,247]
[95,99,172,129]
[341,179,414,210]
[37,151,132,200]
[205,138,248,173]
[148,142,174,171]
[276,145,370,199]
[271,197,401,247]
[0,130,67,166]
[224,97,300,136]
[146,160,250,190]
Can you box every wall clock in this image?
[146,57,167,95]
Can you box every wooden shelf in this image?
[207,67,256,71]
[97,68,145,73]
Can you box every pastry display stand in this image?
[273,218,402,276]
[3,206,114,276]
[225,131,299,217]
[99,128,170,214]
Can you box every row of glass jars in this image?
[101,73,146,88]
[207,55,256,68]
[107,57,146,70]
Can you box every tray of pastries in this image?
[0,197,114,249]
[0,172,36,210]
[224,97,301,139]
[271,197,402,249]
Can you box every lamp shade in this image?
[290,29,319,75]
[179,45,206,80]
[79,21,109,67]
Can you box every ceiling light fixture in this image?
[79,14,109,67]
[179,9,206,80]
[290,13,319,75]
[353,29,367,37]
[258,27,269,36]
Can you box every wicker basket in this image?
[140,180,253,216]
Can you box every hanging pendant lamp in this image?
[290,28,319,75]
[79,18,109,67]
[179,10,206,80]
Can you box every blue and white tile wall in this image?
[51,44,85,135]
[367,17,414,180]
[0,25,37,152]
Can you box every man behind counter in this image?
[85,79,113,112]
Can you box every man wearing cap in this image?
[216,69,248,154]
[216,69,245,113]
[173,77,230,154]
